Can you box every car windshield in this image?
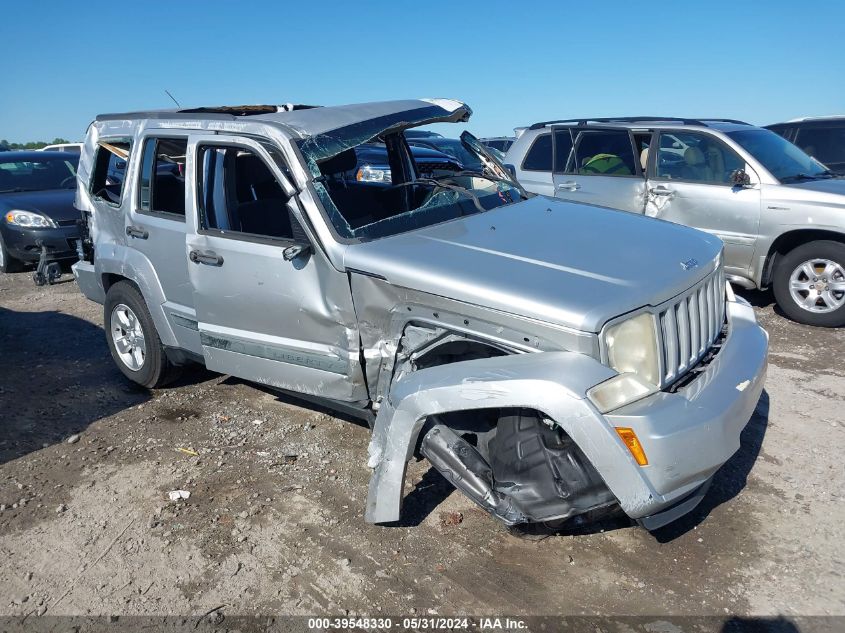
[727,128,830,182]
[0,156,79,192]
[299,129,524,240]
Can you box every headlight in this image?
[356,165,391,183]
[5,209,57,228]
[587,373,657,414]
[604,312,660,386]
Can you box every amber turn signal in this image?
[615,427,648,466]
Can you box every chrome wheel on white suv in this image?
[788,259,845,314]
[774,240,845,327]
[110,303,147,371]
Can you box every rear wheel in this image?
[0,235,24,273]
[104,281,181,388]
[773,240,845,327]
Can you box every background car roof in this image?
[0,150,78,160]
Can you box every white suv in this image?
[505,117,845,327]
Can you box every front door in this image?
[646,130,761,275]
[551,126,647,213]
[184,134,367,403]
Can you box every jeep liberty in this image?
[72,100,768,530]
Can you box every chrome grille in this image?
[658,266,726,387]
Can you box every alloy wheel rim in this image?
[788,258,845,314]
[110,304,146,370]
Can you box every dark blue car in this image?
[0,151,80,272]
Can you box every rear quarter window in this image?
[90,139,132,206]
[521,134,552,172]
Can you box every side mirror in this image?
[282,243,311,262]
[730,168,752,187]
[503,163,516,177]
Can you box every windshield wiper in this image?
[433,170,529,199]
[785,172,833,181]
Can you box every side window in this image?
[573,130,637,176]
[197,145,295,241]
[90,139,131,205]
[654,132,744,184]
[521,134,552,171]
[138,138,188,218]
[795,126,845,165]
[553,130,574,173]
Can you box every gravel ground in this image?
[0,269,843,624]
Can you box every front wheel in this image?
[104,281,181,388]
[0,235,24,273]
[773,240,845,327]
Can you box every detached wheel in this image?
[104,281,181,388]
[773,241,845,327]
[0,235,24,273]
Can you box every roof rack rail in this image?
[528,116,750,130]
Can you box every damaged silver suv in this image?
[72,99,768,531]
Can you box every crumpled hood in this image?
[0,189,79,222]
[344,196,723,333]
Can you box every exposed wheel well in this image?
[414,338,508,370]
[101,272,130,294]
[763,229,845,285]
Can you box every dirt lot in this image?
[1,269,843,623]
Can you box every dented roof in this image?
[94,98,471,140]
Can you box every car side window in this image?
[197,145,296,241]
[654,131,744,185]
[573,130,638,177]
[553,130,574,173]
[795,126,845,165]
[90,139,131,206]
[521,134,552,171]
[138,138,188,218]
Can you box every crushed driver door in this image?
[184,133,367,403]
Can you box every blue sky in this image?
[2,0,843,142]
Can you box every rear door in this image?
[126,134,200,354]
[645,130,761,275]
[551,126,647,212]
[184,133,367,403]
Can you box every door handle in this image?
[189,250,224,266]
[649,186,673,196]
[557,181,581,191]
[126,225,149,239]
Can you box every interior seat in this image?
[681,146,713,181]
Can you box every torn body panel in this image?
[364,351,639,524]
[347,272,599,404]
[365,298,768,525]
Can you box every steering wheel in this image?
[60,175,76,188]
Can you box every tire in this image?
[104,281,181,388]
[0,235,24,273]
[773,240,845,327]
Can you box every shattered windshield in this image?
[299,122,525,240]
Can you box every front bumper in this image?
[0,223,79,262]
[605,297,768,523]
